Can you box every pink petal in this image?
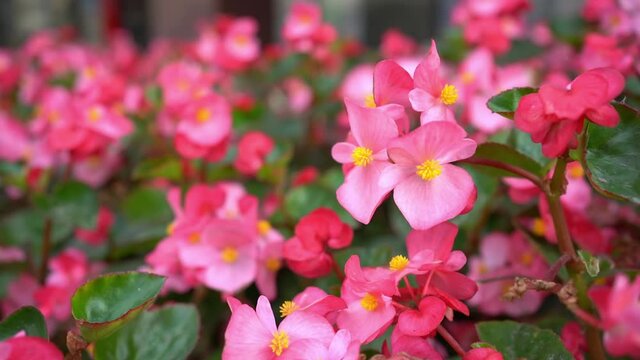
[397,296,446,336]
[331,142,357,164]
[337,161,395,224]
[406,222,458,261]
[280,339,327,360]
[379,163,414,188]
[408,88,438,112]
[256,295,278,334]
[413,40,444,95]
[280,311,335,346]
[336,297,396,344]
[419,104,457,125]
[344,98,399,151]
[374,60,413,107]
[328,329,352,360]
[585,104,619,127]
[222,303,274,359]
[392,165,475,230]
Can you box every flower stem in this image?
[437,325,465,357]
[38,217,52,284]
[460,158,544,189]
[545,156,606,360]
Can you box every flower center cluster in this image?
[352,146,373,167]
[188,232,201,244]
[532,218,546,236]
[389,255,409,271]
[196,108,211,123]
[416,159,442,181]
[360,293,379,311]
[257,220,272,236]
[266,258,282,272]
[87,106,102,122]
[364,93,377,108]
[221,246,239,263]
[279,301,299,317]
[440,84,458,105]
[270,331,290,356]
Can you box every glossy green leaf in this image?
[487,87,536,119]
[583,104,640,203]
[465,142,545,178]
[71,272,165,342]
[477,321,572,360]
[93,304,199,360]
[0,306,48,340]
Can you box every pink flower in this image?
[579,33,634,74]
[464,348,504,360]
[157,61,214,113]
[255,221,285,300]
[387,326,444,360]
[380,121,477,230]
[515,67,624,157]
[0,336,64,360]
[234,131,275,176]
[468,232,547,316]
[214,17,260,71]
[380,29,417,59]
[0,112,29,162]
[332,99,400,224]
[409,41,459,124]
[72,146,122,187]
[223,295,335,359]
[337,256,397,344]
[278,286,346,320]
[283,77,313,113]
[283,208,352,278]
[282,2,322,52]
[283,329,361,360]
[75,206,114,246]
[174,92,232,161]
[561,322,586,360]
[589,275,640,357]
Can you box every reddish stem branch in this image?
[437,325,466,357]
[460,158,544,189]
[38,218,52,284]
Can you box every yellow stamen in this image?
[360,293,379,311]
[364,93,377,108]
[568,164,584,179]
[166,222,176,235]
[440,84,458,105]
[188,232,201,244]
[279,301,298,317]
[520,252,534,266]
[461,72,475,84]
[196,108,211,123]
[84,66,96,79]
[257,220,272,236]
[352,146,373,167]
[87,106,101,122]
[478,262,488,275]
[270,331,289,356]
[532,218,546,237]
[389,255,409,271]
[416,159,442,181]
[221,246,239,263]
[266,258,282,272]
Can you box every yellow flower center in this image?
[270,331,290,356]
[166,222,176,235]
[257,220,272,236]
[389,255,409,271]
[532,218,546,237]
[360,293,379,311]
[196,108,211,123]
[266,258,282,272]
[416,159,442,181]
[87,106,102,122]
[352,146,373,167]
[520,252,534,266]
[568,165,584,179]
[364,93,377,108]
[461,72,475,84]
[279,301,299,317]
[84,66,96,79]
[188,232,201,244]
[440,84,458,105]
[221,246,239,263]
[234,34,249,46]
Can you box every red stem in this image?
[460,158,544,189]
[437,325,466,357]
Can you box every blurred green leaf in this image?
[132,157,182,182]
[71,272,165,342]
[477,321,572,360]
[466,142,545,178]
[486,87,536,119]
[93,304,199,360]
[284,184,356,227]
[583,104,640,203]
[0,306,48,340]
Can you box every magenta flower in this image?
[223,296,335,359]
[380,121,477,230]
[409,40,459,124]
[332,99,401,224]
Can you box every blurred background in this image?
[0,0,583,47]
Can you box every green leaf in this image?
[132,157,182,182]
[121,187,172,222]
[144,85,162,108]
[0,306,48,340]
[476,320,573,360]
[487,87,537,119]
[93,304,199,360]
[466,142,545,178]
[71,272,165,342]
[583,104,640,203]
[577,250,600,277]
[284,184,356,227]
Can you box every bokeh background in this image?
[0,0,583,47]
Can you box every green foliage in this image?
[71,272,165,342]
[486,87,537,119]
[93,304,199,360]
[0,306,48,340]
[466,142,545,178]
[583,104,640,203]
[476,321,573,360]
